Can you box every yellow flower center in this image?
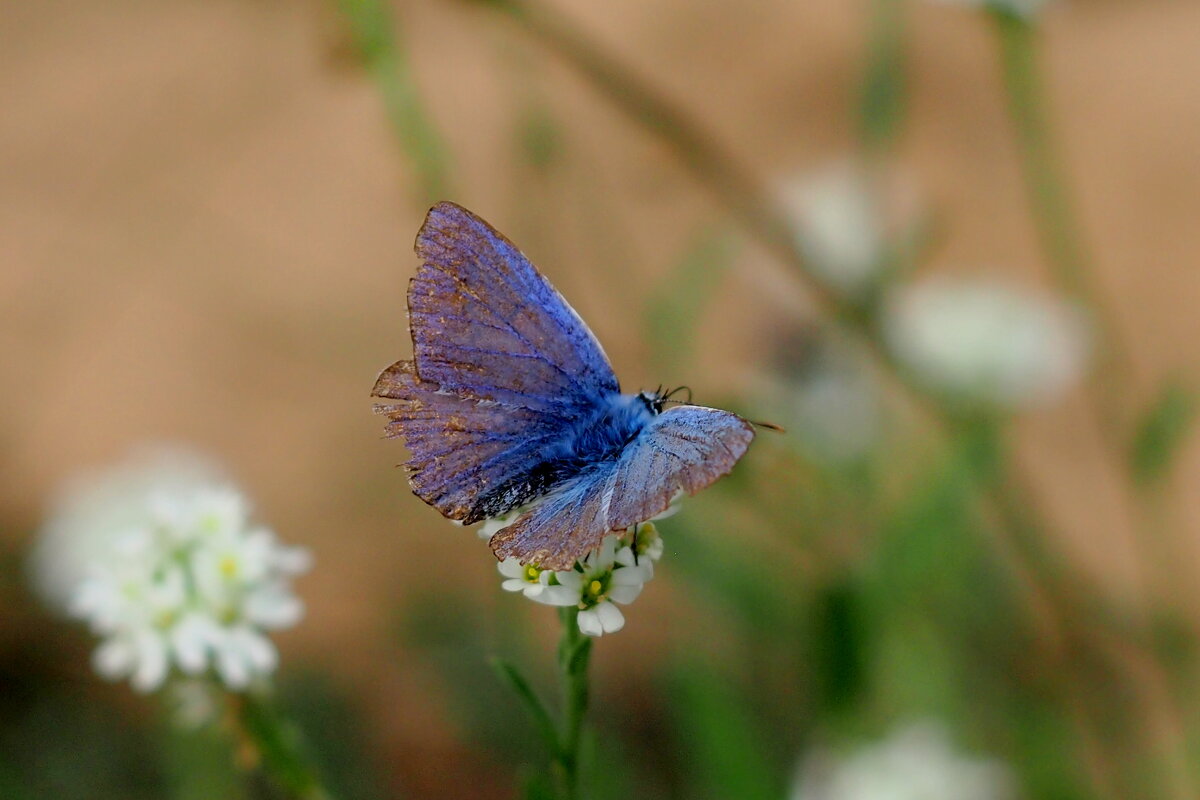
[219,555,239,579]
[524,565,541,583]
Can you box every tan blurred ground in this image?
[3,0,1199,793]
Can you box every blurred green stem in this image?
[990,10,1129,434]
[859,0,906,155]
[495,609,593,799]
[234,692,334,800]
[993,20,1196,796]
[338,0,453,205]
[457,0,847,317]
[556,607,593,800]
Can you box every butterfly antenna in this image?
[749,418,786,433]
[661,385,693,405]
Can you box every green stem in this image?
[555,607,593,800]
[991,10,1129,433]
[992,23,1195,796]
[858,0,906,155]
[338,0,454,205]
[235,693,335,800]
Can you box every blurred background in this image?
[2,0,1199,798]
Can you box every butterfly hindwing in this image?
[488,406,755,569]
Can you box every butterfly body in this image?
[436,390,659,524]
[374,203,756,570]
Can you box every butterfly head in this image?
[636,390,665,415]
[636,385,693,415]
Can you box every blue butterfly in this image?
[373,202,757,570]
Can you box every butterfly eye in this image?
[636,391,665,415]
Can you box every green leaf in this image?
[670,663,781,800]
[489,657,562,760]
[1131,380,1197,484]
[237,694,332,800]
[520,769,557,800]
[811,578,867,716]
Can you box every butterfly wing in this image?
[373,361,572,522]
[488,406,755,569]
[374,203,620,524]
[409,202,619,410]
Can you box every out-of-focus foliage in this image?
[3,0,1199,798]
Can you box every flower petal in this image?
[609,583,644,605]
[594,602,625,634]
[130,630,170,693]
[577,608,604,637]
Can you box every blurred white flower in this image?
[792,722,1017,800]
[779,159,920,298]
[497,523,662,637]
[761,329,881,464]
[929,0,1052,19]
[31,448,310,693]
[167,679,222,729]
[884,275,1088,409]
[29,446,221,612]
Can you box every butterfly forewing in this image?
[375,204,622,524]
[409,203,619,410]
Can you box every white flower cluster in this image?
[779,159,921,298]
[884,275,1088,410]
[791,722,1017,800]
[32,450,310,693]
[497,523,663,637]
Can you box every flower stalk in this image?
[989,9,1130,433]
[233,692,335,800]
[556,606,593,800]
[491,609,594,800]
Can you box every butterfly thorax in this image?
[464,392,661,524]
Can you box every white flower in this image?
[496,524,662,637]
[497,558,561,601]
[28,445,221,612]
[884,275,1088,409]
[556,532,656,637]
[478,509,522,541]
[779,159,920,298]
[929,0,1051,19]
[31,448,310,693]
[761,331,881,464]
[791,722,1017,800]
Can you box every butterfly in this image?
[372,202,757,570]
